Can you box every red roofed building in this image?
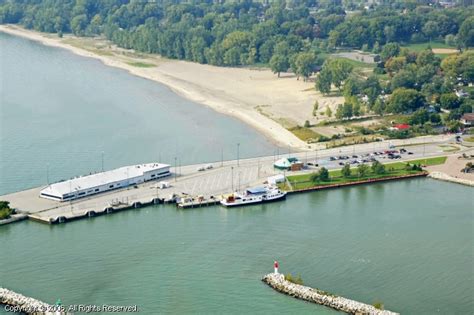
[394,124,410,130]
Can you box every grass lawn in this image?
[288,126,321,142]
[125,61,156,68]
[331,57,376,69]
[283,156,447,190]
[465,136,474,143]
[402,41,456,52]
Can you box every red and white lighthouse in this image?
[274,261,279,274]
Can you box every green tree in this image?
[269,54,289,78]
[422,21,440,42]
[387,88,425,113]
[341,163,351,178]
[325,106,333,118]
[294,52,316,81]
[371,161,385,175]
[458,16,474,48]
[70,14,88,36]
[409,109,430,125]
[380,43,400,62]
[372,98,385,116]
[329,59,353,91]
[318,167,330,182]
[316,66,332,94]
[440,93,461,109]
[357,163,369,177]
[313,101,319,117]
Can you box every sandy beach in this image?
[0,25,344,150]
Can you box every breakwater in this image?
[262,273,398,315]
[0,287,63,314]
[428,171,474,187]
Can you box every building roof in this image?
[41,163,169,197]
[274,157,301,168]
[246,187,267,195]
[394,124,410,130]
[461,113,474,121]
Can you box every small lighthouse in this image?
[274,261,279,274]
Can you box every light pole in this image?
[237,143,240,166]
[238,171,241,193]
[231,166,234,192]
[174,157,177,182]
[221,147,224,167]
[101,151,104,172]
[46,163,50,185]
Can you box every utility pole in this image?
[221,147,224,167]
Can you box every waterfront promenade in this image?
[0,135,469,224]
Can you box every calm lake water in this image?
[0,32,278,195]
[0,33,473,315]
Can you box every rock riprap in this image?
[0,287,61,315]
[262,273,399,315]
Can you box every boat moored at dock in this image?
[220,186,286,207]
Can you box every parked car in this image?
[205,164,213,169]
[329,156,337,161]
[197,166,205,171]
[408,152,414,155]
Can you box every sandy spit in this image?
[0,25,326,150]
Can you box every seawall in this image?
[0,287,63,314]
[262,273,398,315]
[288,172,428,194]
[428,171,474,187]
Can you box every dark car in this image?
[400,148,407,153]
[339,162,345,166]
[408,152,414,155]
[329,157,336,161]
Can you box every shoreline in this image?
[0,25,311,150]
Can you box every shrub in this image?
[373,301,384,310]
[0,201,13,220]
[304,120,311,128]
[285,273,304,285]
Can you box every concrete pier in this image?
[0,287,65,315]
[262,273,398,315]
[0,137,462,225]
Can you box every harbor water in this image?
[0,33,473,314]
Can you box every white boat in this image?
[220,186,286,207]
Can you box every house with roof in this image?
[460,113,474,126]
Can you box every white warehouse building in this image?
[40,163,170,202]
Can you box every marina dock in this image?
[262,273,398,315]
[0,137,461,225]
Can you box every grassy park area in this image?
[282,156,447,191]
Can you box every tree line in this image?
[0,0,472,70]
